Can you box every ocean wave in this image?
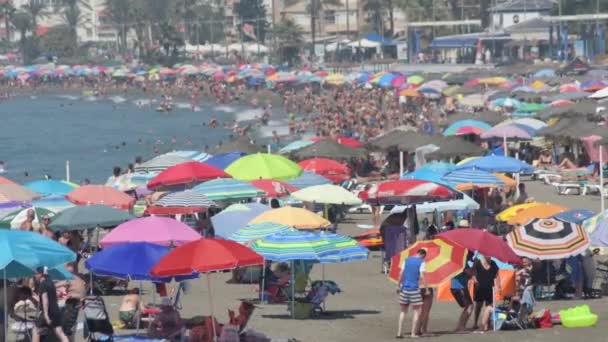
[215,105,237,113]
[109,96,127,104]
[57,95,79,100]
[235,108,264,122]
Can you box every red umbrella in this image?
[298,158,351,183]
[147,161,231,190]
[151,238,264,276]
[359,180,456,204]
[250,180,297,197]
[437,228,521,265]
[310,135,364,148]
[0,176,17,185]
[66,185,135,210]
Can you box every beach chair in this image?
[82,296,114,342]
[11,299,37,341]
[307,281,341,315]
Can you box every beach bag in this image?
[535,309,553,328]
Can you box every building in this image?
[490,0,555,30]
[280,0,361,37]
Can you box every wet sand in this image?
[78,180,608,341]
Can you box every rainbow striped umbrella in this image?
[443,120,492,136]
[229,222,291,244]
[318,232,369,263]
[250,229,333,262]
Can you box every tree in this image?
[363,0,388,37]
[60,0,82,39]
[285,0,342,57]
[273,18,304,65]
[38,25,78,57]
[10,10,33,61]
[21,0,48,32]
[1,2,16,45]
[234,0,269,42]
[104,0,130,53]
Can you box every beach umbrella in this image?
[147,190,216,215]
[437,229,521,265]
[291,184,362,206]
[134,155,191,173]
[0,184,41,203]
[225,153,302,181]
[204,151,247,169]
[66,185,135,210]
[0,230,76,279]
[249,206,330,229]
[554,209,596,224]
[229,222,291,244]
[100,216,200,248]
[292,140,367,159]
[456,155,534,173]
[407,75,424,85]
[459,94,486,107]
[518,102,547,113]
[160,150,212,163]
[25,180,77,196]
[402,167,451,185]
[559,83,582,93]
[325,73,346,85]
[441,169,505,189]
[443,120,492,136]
[582,210,608,234]
[0,207,55,230]
[399,89,421,97]
[358,180,457,205]
[506,218,590,260]
[317,232,369,263]
[85,242,197,281]
[249,229,332,262]
[391,193,479,214]
[211,203,270,238]
[496,202,544,222]
[147,161,231,190]
[215,137,262,154]
[507,203,568,225]
[533,68,555,78]
[279,140,315,154]
[497,118,547,130]
[581,80,606,92]
[31,195,74,212]
[550,99,574,107]
[480,123,536,140]
[388,239,467,287]
[250,180,297,197]
[0,201,28,219]
[193,178,264,201]
[589,219,608,249]
[286,172,332,189]
[49,204,134,231]
[298,158,350,183]
[0,176,17,185]
[106,172,155,192]
[589,86,608,99]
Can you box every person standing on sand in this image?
[397,249,427,339]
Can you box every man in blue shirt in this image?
[397,249,427,338]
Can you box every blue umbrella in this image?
[193,178,264,201]
[85,242,196,281]
[441,169,505,186]
[402,168,451,186]
[456,155,534,173]
[229,222,291,244]
[211,203,270,238]
[377,73,396,88]
[0,230,76,279]
[533,68,556,78]
[204,151,247,169]
[287,172,331,189]
[317,232,369,263]
[279,140,314,154]
[554,209,596,224]
[31,195,75,212]
[25,180,77,196]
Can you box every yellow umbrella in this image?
[249,206,331,229]
[325,73,345,85]
[478,77,509,85]
[507,203,568,225]
[291,184,362,205]
[496,202,544,222]
[531,80,547,89]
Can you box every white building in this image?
[490,0,555,30]
[280,0,361,36]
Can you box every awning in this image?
[430,33,511,49]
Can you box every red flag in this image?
[243,23,257,41]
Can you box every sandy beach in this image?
[79,180,608,342]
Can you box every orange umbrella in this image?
[66,185,136,210]
[388,239,467,287]
[0,176,17,185]
[399,89,421,97]
[507,203,568,225]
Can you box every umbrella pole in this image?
[291,261,295,319]
[399,151,404,177]
[66,160,70,182]
[322,264,326,311]
[4,269,7,341]
[136,280,143,335]
[206,273,217,342]
[600,145,605,212]
[503,134,507,156]
[261,260,266,304]
[492,287,496,332]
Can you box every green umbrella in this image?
[518,102,548,113]
[49,205,135,232]
[0,207,56,229]
[225,153,303,181]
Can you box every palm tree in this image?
[10,10,32,58]
[104,0,130,53]
[273,18,304,65]
[285,0,341,57]
[363,0,387,36]
[60,0,81,38]
[22,0,48,33]
[1,2,16,44]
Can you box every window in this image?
[324,11,336,25]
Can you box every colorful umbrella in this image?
[456,155,534,173]
[193,178,264,201]
[0,184,41,203]
[359,180,456,204]
[0,230,76,278]
[211,203,270,238]
[249,206,330,229]
[554,209,596,224]
[204,151,247,169]
[291,184,362,205]
[0,176,17,185]
[100,216,200,248]
[480,123,536,140]
[317,232,369,263]
[229,222,291,244]
[437,229,521,265]
[66,185,135,210]
[441,169,505,189]
[399,89,422,97]
[298,158,351,183]
[225,153,303,181]
[134,155,191,173]
[443,120,492,137]
[49,204,134,231]
[250,180,297,197]
[506,217,590,260]
[0,207,55,230]
[148,190,216,215]
[388,239,467,287]
[287,172,332,189]
[582,210,608,233]
[147,162,230,190]
[249,229,332,262]
[159,150,212,163]
[496,202,544,222]
[279,140,315,154]
[588,218,608,249]
[25,180,77,196]
[507,203,568,225]
[150,238,264,276]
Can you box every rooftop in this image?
[490,0,555,13]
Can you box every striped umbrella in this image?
[358,180,456,205]
[582,210,608,233]
[317,232,369,263]
[134,155,190,173]
[441,169,505,189]
[161,150,212,163]
[388,239,467,287]
[148,190,216,215]
[506,217,590,260]
[250,229,333,262]
[193,179,264,200]
[229,222,291,244]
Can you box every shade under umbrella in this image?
[66,185,135,210]
[437,229,521,265]
[292,140,367,159]
[506,217,590,260]
[49,204,134,232]
[100,216,201,248]
[148,190,216,215]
